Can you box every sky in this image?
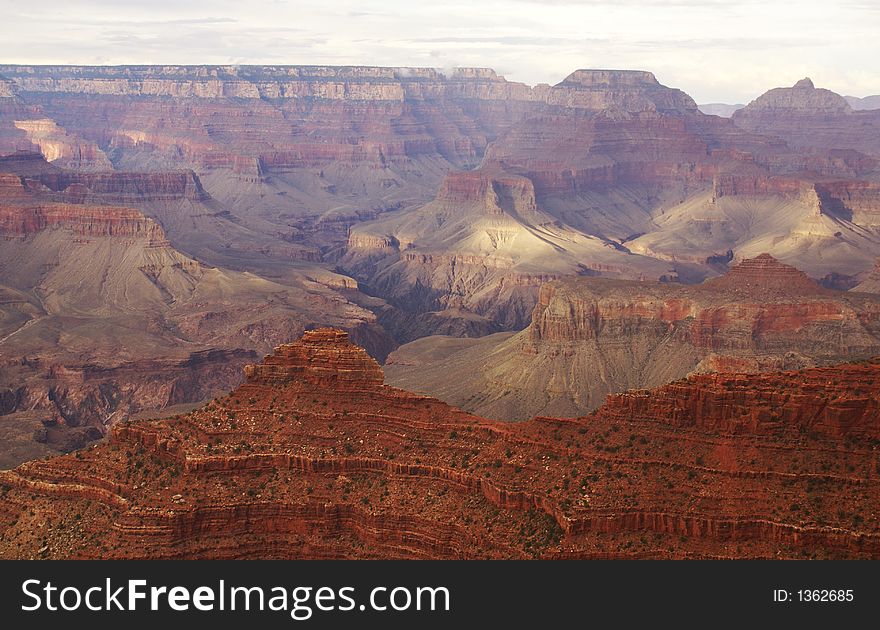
[0,0,877,104]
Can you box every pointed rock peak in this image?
[745,253,782,264]
[706,254,825,295]
[243,328,384,390]
[794,77,815,89]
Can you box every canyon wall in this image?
[385,255,880,419]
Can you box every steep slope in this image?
[343,168,673,335]
[0,328,877,559]
[627,180,880,276]
[0,176,390,466]
[385,255,880,420]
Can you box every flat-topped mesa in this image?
[553,69,698,113]
[0,152,207,203]
[242,328,385,391]
[436,170,537,215]
[28,170,208,203]
[737,78,852,114]
[704,253,826,295]
[436,170,497,206]
[558,69,660,89]
[0,203,168,243]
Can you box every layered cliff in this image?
[0,328,877,559]
[385,255,880,420]
[733,78,880,157]
[12,119,111,170]
[3,65,879,292]
[0,202,168,242]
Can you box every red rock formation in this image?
[814,180,880,225]
[25,170,208,203]
[601,362,880,440]
[0,328,877,559]
[385,256,880,420]
[702,253,826,296]
[0,202,168,243]
[243,329,384,390]
[529,255,876,348]
[711,173,806,199]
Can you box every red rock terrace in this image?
[1,328,878,559]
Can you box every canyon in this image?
[0,328,877,559]
[0,152,390,466]
[1,64,879,561]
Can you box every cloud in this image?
[407,36,576,46]
[0,0,876,103]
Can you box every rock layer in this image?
[0,328,877,559]
[733,78,880,157]
[0,157,391,466]
[385,256,880,420]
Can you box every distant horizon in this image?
[1,1,877,104]
[0,62,876,105]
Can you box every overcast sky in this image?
[0,0,877,103]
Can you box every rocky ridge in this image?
[0,328,877,559]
